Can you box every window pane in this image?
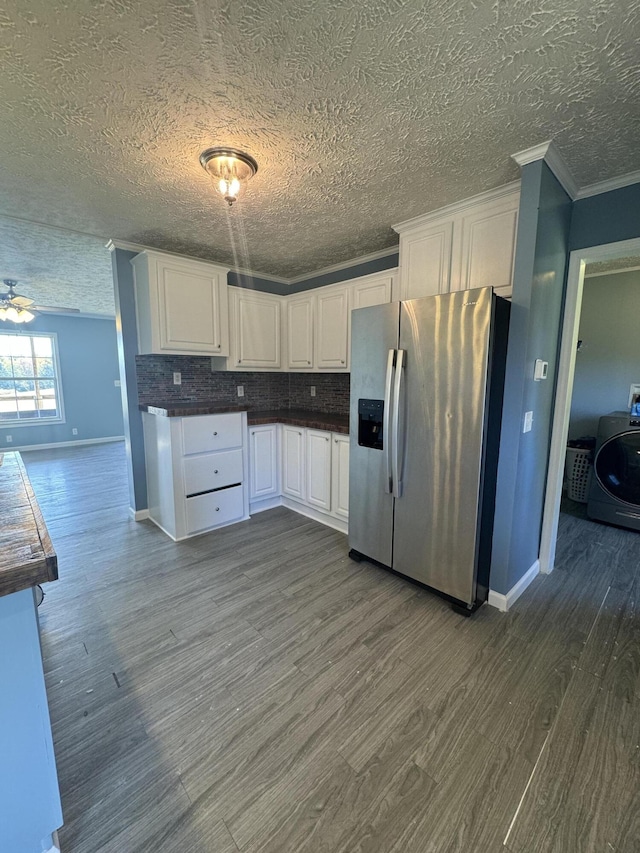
[0,335,13,356]
[32,337,53,358]
[16,380,36,416]
[9,336,31,357]
[12,356,35,378]
[35,357,54,377]
[36,380,58,416]
[0,356,12,378]
[0,379,17,418]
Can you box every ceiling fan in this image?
[0,279,80,323]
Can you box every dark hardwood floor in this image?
[23,442,640,852]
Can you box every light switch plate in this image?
[310,386,316,397]
[237,385,244,397]
[173,372,181,385]
[534,359,548,381]
[523,411,533,433]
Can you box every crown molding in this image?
[575,168,640,200]
[392,181,521,235]
[511,140,579,200]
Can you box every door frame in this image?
[539,235,640,574]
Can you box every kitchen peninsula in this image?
[0,452,62,853]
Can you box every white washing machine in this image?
[587,412,640,532]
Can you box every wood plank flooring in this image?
[22,442,640,853]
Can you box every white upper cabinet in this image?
[350,271,394,309]
[394,184,520,301]
[286,294,314,370]
[228,287,282,370]
[315,285,350,370]
[397,221,453,300]
[132,250,230,356]
[453,196,519,297]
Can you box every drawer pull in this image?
[215,507,220,512]
[213,431,218,436]
[325,437,329,441]
[214,469,219,474]
[340,360,345,364]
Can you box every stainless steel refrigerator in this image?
[348,286,509,613]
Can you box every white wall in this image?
[569,269,640,438]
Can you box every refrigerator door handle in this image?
[392,348,405,498]
[383,348,396,493]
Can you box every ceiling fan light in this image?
[19,309,35,323]
[5,306,20,322]
[200,147,258,206]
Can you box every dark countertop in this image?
[140,403,349,434]
[0,452,58,598]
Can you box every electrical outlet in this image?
[114,379,121,387]
[310,386,316,397]
[6,435,12,443]
[523,411,533,433]
[173,372,181,385]
[72,428,78,435]
[237,385,244,397]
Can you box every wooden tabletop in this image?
[0,451,57,598]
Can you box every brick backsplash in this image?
[136,355,350,414]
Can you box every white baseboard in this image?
[281,496,348,535]
[129,508,150,521]
[10,435,124,453]
[488,560,540,612]
[249,496,283,514]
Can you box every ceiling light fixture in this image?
[0,280,36,323]
[199,147,258,207]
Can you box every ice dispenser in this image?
[358,399,384,449]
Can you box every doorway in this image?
[540,235,640,573]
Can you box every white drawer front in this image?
[184,449,243,496]
[186,485,244,534]
[182,413,243,455]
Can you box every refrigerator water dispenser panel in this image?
[358,399,384,449]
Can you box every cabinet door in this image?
[157,257,229,355]
[230,289,281,369]
[282,426,305,500]
[331,434,349,520]
[306,430,332,511]
[316,287,349,370]
[455,195,519,296]
[287,296,314,369]
[249,425,279,500]
[351,273,393,310]
[398,221,453,299]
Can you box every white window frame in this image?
[0,331,66,428]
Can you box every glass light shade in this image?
[0,305,35,323]
[200,147,258,206]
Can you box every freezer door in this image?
[392,288,493,604]
[349,302,399,566]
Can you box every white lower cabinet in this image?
[143,411,249,540]
[249,423,349,532]
[249,424,280,501]
[331,434,350,521]
[281,425,306,500]
[305,430,332,511]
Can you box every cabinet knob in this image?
[340,360,345,364]
[299,431,302,435]
[335,439,338,443]
[325,437,329,441]
[307,361,311,365]
[215,507,220,512]
[214,469,219,474]
[213,431,218,436]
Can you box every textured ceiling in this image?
[2,0,640,283]
[0,215,115,315]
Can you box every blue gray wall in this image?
[0,314,123,450]
[111,248,148,512]
[569,270,640,438]
[491,161,572,595]
[570,183,640,251]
